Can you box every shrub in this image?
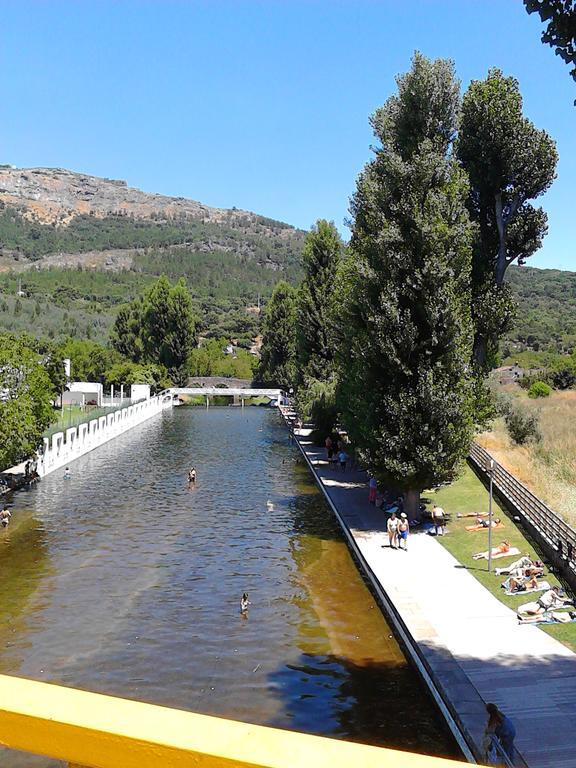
[528,381,552,399]
[505,407,541,445]
[551,362,576,390]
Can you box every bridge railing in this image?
[0,674,469,768]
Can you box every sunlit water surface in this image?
[0,407,458,764]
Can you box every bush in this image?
[528,381,552,399]
[504,407,541,445]
[551,362,576,390]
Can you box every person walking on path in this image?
[432,504,445,536]
[368,476,377,505]
[325,436,333,462]
[484,703,516,764]
[338,450,348,472]
[387,511,399,549]
[398,513,409,551]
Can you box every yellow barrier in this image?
[0,674,471,767]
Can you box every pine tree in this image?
[339,53,475,518]
[297,220,343,381]
[258,281,297,388]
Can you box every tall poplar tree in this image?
[257,281,297,388]
[339,53,475,518]
[297,220,343,381]
[458,69,558,368]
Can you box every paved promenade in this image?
[286,416,576,768]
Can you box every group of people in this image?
[386,510,410,551]
[324,436,348,471]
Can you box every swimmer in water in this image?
[240,593,251,613]
[0,509,11,527]
[64,467,71,479]
[188,467,196,484]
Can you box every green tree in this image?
[258,281,297,388]
[339,53,475,518]
[297,220,343,380]
[103,361,171,392]
[0,333,56,470]
[458,69,558,367]
[111,276,198,384]
[61,338,119,383]
[524,0,576,100]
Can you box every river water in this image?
[0,407,458,764]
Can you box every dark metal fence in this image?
[469,442,576,593]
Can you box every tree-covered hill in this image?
[504,265,576,355]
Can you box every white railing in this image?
[36,392,173,478]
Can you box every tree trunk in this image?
[404,488,421,521]
[472,332,487,370]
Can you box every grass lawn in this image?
[428,464,576,652]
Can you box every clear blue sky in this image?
[0,0,574,269]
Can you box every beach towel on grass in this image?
[473,547,520,561]
[504,580,550,597]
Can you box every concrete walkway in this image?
[286,417,576,768]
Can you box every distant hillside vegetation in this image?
[0,166,306,343]
[504,266,576,355]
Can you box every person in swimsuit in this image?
[387,512,399,549]
[240,593,251,613]
[188,467,196,484]
[473,541,510,560]
[0,509,11,528]
[398,513,409,551]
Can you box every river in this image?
[0,407,458,764]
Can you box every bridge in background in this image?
[168,387,284,406]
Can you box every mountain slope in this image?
[0,166,305,280]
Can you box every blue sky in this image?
[0,1,574,269]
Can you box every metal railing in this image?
[469,442,576,592]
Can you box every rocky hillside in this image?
[0,166,305,277]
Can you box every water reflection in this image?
[0,407,457,765]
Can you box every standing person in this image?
[432,504,445,536]
[325,436,333,462]
[188,467,196,484]
[387,511,399,549]
[398,513,410,551]
[338,449,348,472]
[368,476,378,505]
[0,509,11,528]
[485,703,516,764]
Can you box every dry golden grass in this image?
[477,389,576,526]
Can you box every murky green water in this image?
[0,407,458,764]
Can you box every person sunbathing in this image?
[473,541,510,560]
[495,555,543,576]
[466,518,502,532]
[517,587,571,615]
[457,511,489,518]
[518,610,576,625]
[504,574,539,593]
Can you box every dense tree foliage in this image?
[257,281,297,388]
[111,276,198,384]
[524,0,576,100]
[338,53,476,517]
[458,69,558,367]
[296,221,343,381]
[0,333,56,470]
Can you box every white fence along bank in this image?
[36,393,174,478]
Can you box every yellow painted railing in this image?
[0,674,471,767]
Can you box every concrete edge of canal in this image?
[279,408,480,765]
